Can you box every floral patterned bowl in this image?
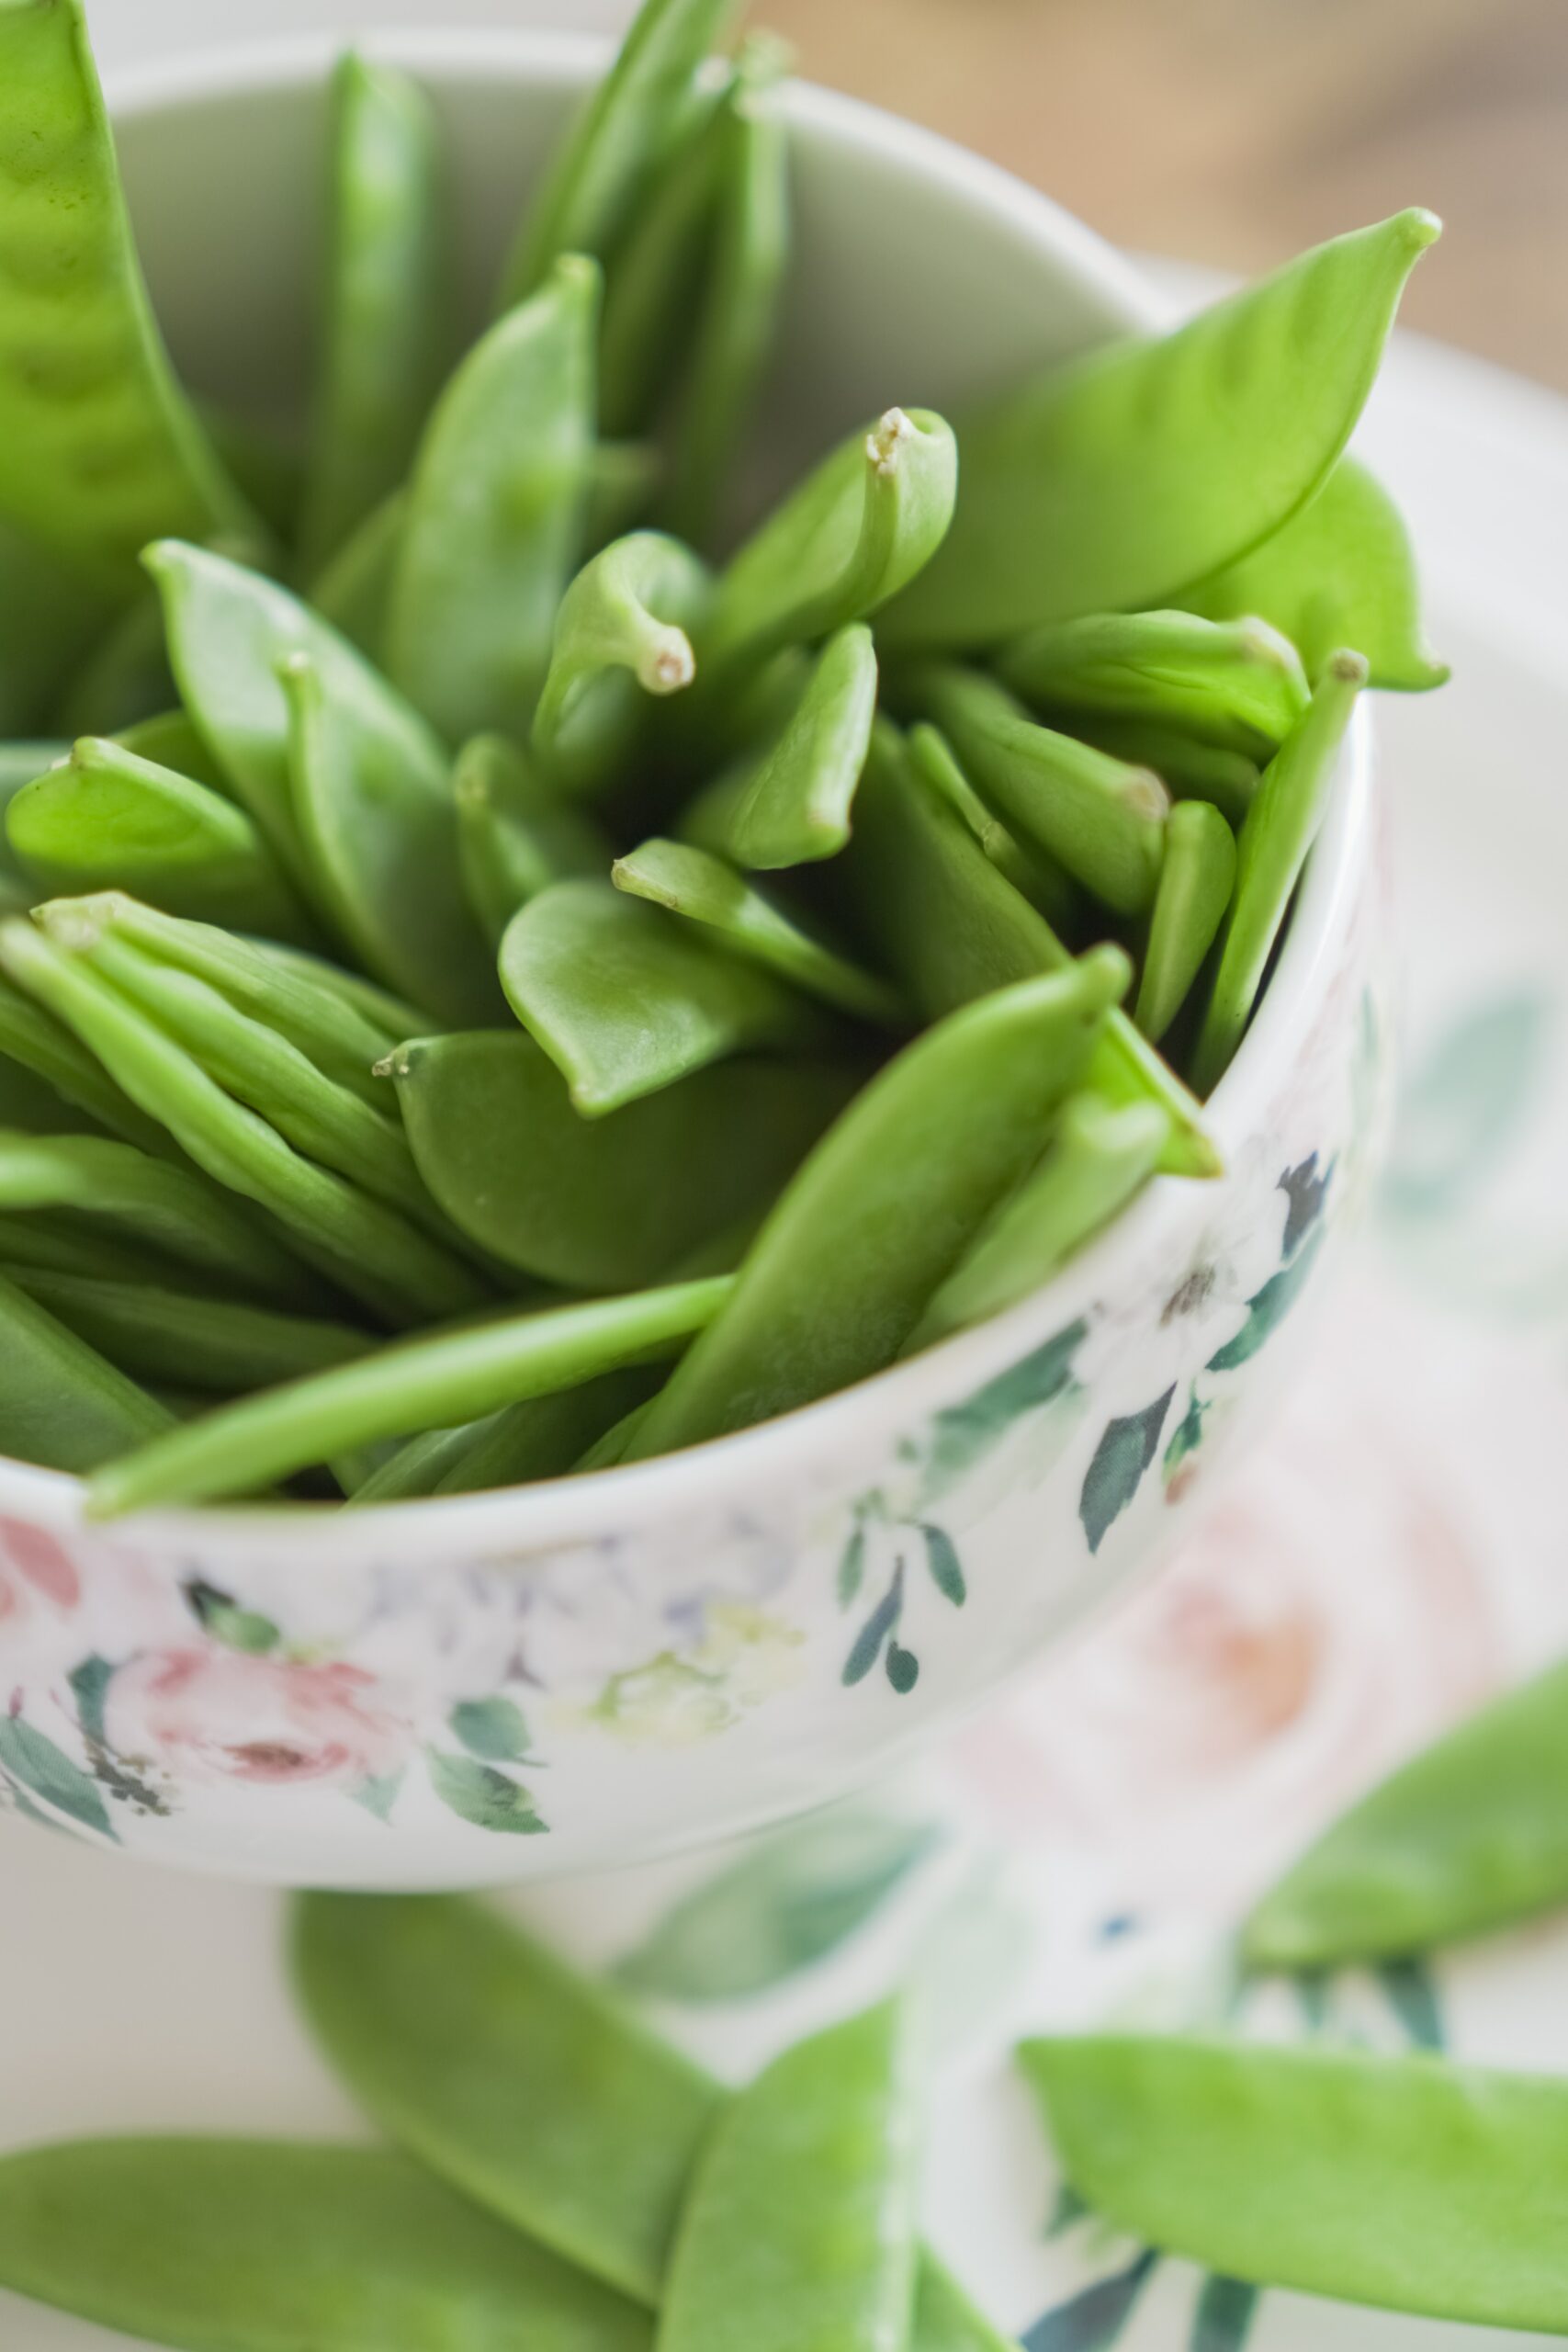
[0,35,1384,1887]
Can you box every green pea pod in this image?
[906,723,1082,933]
[309,487,407,656]
[9,1271,372,1396]
[1184,455,1448,693]
[437,1371,658,1495]
[87,1277,730,1514]
[1245,1657,1568,1969]
[586,441,664,548]
[299,54,449,577]
[386,256,600,743]
[532,531,710,795]
[342,1419,492,1505]
[0,2139,650,2352]
[456,734,610,947]
[0,968,175,1156]
[996,610,1310,758]
[0,0,260,588]
[0,1054,107,1139]
[1190,650,1366,1092]
[613,838,905,1025]
[1062,715,1260,826]
[6,737,315,944]
[625,954,1128,1458]
[387,1029,854,1290]
[0,1209,170,1285]
[886,209,1440,646]
[1020,2032,1568,2336]
[597,76,734,440]
[910,1097,1171,1348]
[498,0,742,305]
[500,878,827,1116]
[914,667,1168,918]
[705,409,959,671]
[279,651,499,1025]
[575,1396,658,1471]
[711,623,879,869]
[1134,797,1237,1045]
[112,709,227,791]
[660,2001,922,2352]
[0,1270,173,1472]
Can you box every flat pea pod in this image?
[1063,715,1260,827]
[1184,454,1449,693]
[596,73,734,440]
[299,53,448,577]
[0,0,260,588]
[1190,649,1366,1093]
[1134,797,1237,1045]
[907,723,1082,933]
[456,734,610,947]
[387,1029,854,1291]
[1245,1657,1568,1969]
[86,1277,730,1514]
[2,740,67,812]
[913,666,1168,918]
[712,622,879,869]
[499,878,827,1116]
[0,1209,170,1285]
[532,531,709,796]
[995,610,1310,759]
[625,955,1128,1458]
[0,2138,649,2352]
[659,2001,922,2352]
[1020,2032,1568,2336]
[0,1054,108,1138]
[886,209,1440,647]
[386,255,600,744]
[613,837,906,1025]
[498,0,742,306]
[0,1269,173,1471]
[342,1419,495,1505]
[0,967,176,1155]
[8,1270,372,1396]
[576,1396,658,1471]
[435,1370,657,1494]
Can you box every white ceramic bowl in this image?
[0,34,1382,1887]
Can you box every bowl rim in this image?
[0,31,1371,1555]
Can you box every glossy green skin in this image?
[500,878,826,1116]
[113,709,226,789]
[0,967,174,1155]
[1246,1657,1568,1968]
[0,1053,107,1139]
[9,1270,371,1396]
[390,1028,855,1291]
[434,1368,657,1495]
[0,1269,172,1472]
[887,210,1440,647]
[0,2138,650,2352]
[597,77,731,441]
[87,1277,730,1514]
[310,485,407,655]
[996,610,1310,759]
[299,54,448,576]
[719,623,879,869]
[659,2001,922,2352]
[1134,797,1237,1044]
[532,530,710,795]
[387,257,600,743]
[625,956,1127,1457]
[0,1208,173,1285]
[455,734,609,947]
[0,0,257,588]
[907,722,1080,933]
[1021,2033,1568,2335]
[1065,715,1259,827]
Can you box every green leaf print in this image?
[1024,2251,1160,2351]
[1079,1386,1177,1555]
[837,1522,868,1610]
[184,1578,280,1656]
[1277,1152,1334,1258]
[0,1713,115,1840]
[353,1769,405,1824]
[842,1562,906,1687]
[67,1655,114,1748]
[448,1695,534,1764]
[886,1642,919,1693]
[1206,1226,1326,1372]
[922,1317,1088,1499]
[1378,1957,1445,2051]
[920,1523,967,1607]
[424,1750,547,1836]
[1190,2275,1260,2352]
[1383,990,1551,1222]
[1162,1388,1208,1487]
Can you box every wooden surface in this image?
[760,0,1568,392]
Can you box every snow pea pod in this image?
[1245,1657,1568,1969]
[499,878,827,1115]
[0,1210,171,1285]
[0,1055,107,1138]
[0,2138,649,2352]
[9,1271,372,1396]
[342,1419,494,1504]
[0,1270,173,1471]
[436,1370,657,1494]
[659,2000,922,2352]
[310,485,407,655]
[1190,650,1366,1092]
[1063,715,1260,826]
[0,968,175,1155]
[86,1277,729,1513]
[386,255,600,743]
[886,209,1440,647]
[1021,2032,1568,2336]
[0,0,259,588]
[625,955,1128,1457]
[996,610,1310,758]
[532,531,709,795]
[299,53,448,576]
[387,1028,853,1290]
[1134,797,1236,1044]
[907,723,1081,933]
[713,622,879,868]
[597,73,734,440]
[456,734,609,947]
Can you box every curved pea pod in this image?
[0,2138,650,2352]
[0,1053,106,1138]
[500,878,828,1116]
[1063,714,1260,827]
[386,256,600,743]
[1183,454,1450,693]
[996,610,1310,759]
[9,1271,372,1396]
[1245,1657,1568,1969]
[87,1277,730,1513]
[278,651,499,1025]
[711,622,879,868]
[1020,2032,1568,2336]
[614,838,905,1025]
[0,968,173,1155]
[576,1396,658,1471]
[0,1,260,589]
[440,1371,660,1494]
[342,1420,492,1505]
[111,709,227,791]
[914,666,1169,918]
[532,531,710,796]
[626,954,1128,1457]
[1134,798,1237,1045]
[310,487,406,657]
[597,74,733,440]
[388,1029,854,1290]
[456,734,609,947]
[886,209,1440,647]
[299,54,449,577]
[6,736,315,943]
[0,1209,168,1284]
[0,1270,173,1472]
[705,408,959,671]
[908,723,1080,933]
[499,0,742,305]
[1191,650,1367,1092]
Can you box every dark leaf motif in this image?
[1190,2275,1260,2352]
[1277,1152,1335,1259]
[0,1773,70,1837]
[448,1695,534,1765]
[920,1523,966,1608]
[886,1642,919,1694]
[1292,1968,1331,2037]
[1161,1388,1208,1486]
[842,1562,905,1687]
[68,1655,114,1748]
[1079,1386,1177,1555]
[1044,2181,1091,2239]
[1378,1956,1445,2050]
[0,1713,116,1841]
[353,1769,405,1824]
[1383,991,1550,1223]
[184,1577,279,1657]
[1206,1226,1325,1374]
[921,1317,1089,1499]
[425,1750,547,1837]
[838,1524,867,1611]
[1024,2251,1160,2352]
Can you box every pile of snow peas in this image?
[0,0,1445,1510]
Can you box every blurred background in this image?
[102,0,1568,390]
